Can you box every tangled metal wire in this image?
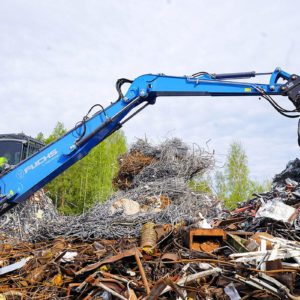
[2,138,221,242]
[0,190,60,241]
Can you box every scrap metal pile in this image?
[0,139,300,299]
[30,138,220,241]
[223,157,300,241]
[0,190,60,240]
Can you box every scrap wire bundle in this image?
[35,190,220,241]
[0,190,60,241]
[33,138,219,242]
[114,138,212,190]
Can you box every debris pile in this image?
[0,141,300,299]
[0,221,299,298]
[0,190,59,241]
[32,138,220,241]
[222,157,300,241]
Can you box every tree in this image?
[224,141,250,207]
[215,171,227,202]
[216,141,270,208]
[43,122,127,214]
[44,122,67,144]
[190,175,213,194]
[249,178,271,194]
[35,132,45,143]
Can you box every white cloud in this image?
[0,0,300,180]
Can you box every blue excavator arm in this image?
[0,67,299,215]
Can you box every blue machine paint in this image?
[0,68,297,215]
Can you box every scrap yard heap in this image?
[0,138,300,299]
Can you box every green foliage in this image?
[35,132,45,143]
[215,171,227,201]
[44,122,67,145]
[189,175,213,194]
[216,141,270,208]
[249,178,271,194]
[224,141,250,208]
[42,122,127,214]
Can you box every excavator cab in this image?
[0,134,45,166]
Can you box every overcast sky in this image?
[1,0,300,180]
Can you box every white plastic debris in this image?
[126,270,136,276]
[0,256,32,275]
[255,198,296,223]
[224,282,241,300]
[197,263,213,270]
[110,198,141,215]
[195,212,212,229]
[230,236,300,264]
[61,252,78,262]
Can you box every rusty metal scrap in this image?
[0,140,300,298]
[0,221,299,299]
[189,228,226,252]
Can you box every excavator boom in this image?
[0,67,299,215]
